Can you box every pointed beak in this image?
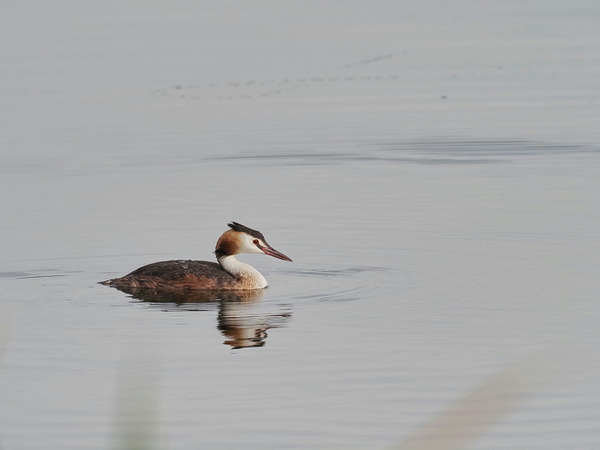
[260,245,293,262]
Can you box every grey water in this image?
[2,1,600,448]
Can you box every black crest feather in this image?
[227,222,266,241]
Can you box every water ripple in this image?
[205,138,598,167]
[282,264,412,306]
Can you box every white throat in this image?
[218,255,268,289]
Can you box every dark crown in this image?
[227,222,266,241]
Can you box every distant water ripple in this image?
[206,138,598,166]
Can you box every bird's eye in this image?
[253,239,259,245]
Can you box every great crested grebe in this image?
[100,222,292,291]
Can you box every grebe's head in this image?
[214,222,293,262]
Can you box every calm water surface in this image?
[1,1,600,449]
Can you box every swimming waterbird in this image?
[100,222,292,291]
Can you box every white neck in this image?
[218,255,268,289]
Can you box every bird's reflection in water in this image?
[112,286,291,349]
[217,298,291,349]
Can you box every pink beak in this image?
[260,245,293,262]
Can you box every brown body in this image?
[100,260,245,290]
